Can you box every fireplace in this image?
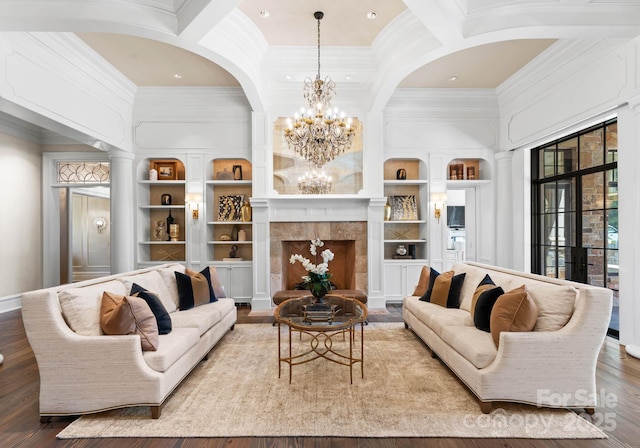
[270,221,367,294]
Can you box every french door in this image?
[532,119,618,336]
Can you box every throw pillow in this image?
[489,285,538,347]
[412,266,430,297]
[130,283,172,334]
[185,267,217,303]
[473,286,504,332]
[420,267,466,308]
[100,291,159,351]
[470,274,496,321]
[175,269,213,310]
[207,266,226,298]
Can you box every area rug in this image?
[57,323,606,439]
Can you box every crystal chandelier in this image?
[297,170,333,195]
[284,11,355,170]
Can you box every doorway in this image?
[531,119,618,336]
[444,188,477,270]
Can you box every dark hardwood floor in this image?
[1,304,638,448]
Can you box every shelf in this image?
[446,179,490,187]
[139,241,186,245]
[385,220,426,224]
[207,221,251,225]
[139,205,186,210]
[208,241,252,245]
[138,180,186,185]
[384,258,428,263]
[384,239,427,243]
[206,180,252,186]
[383,180,428,185]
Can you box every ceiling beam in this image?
[403,0,465,46]
[177,0,242,41]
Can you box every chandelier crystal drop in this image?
[284,11,355,170]
[297,170,333,195]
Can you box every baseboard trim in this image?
[0,294,21,314]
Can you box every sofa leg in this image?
[151,405,162,419]
[480,401,493,414]
[430,349,439,359]
[40,415,51,424]
[404,322,409,329]
[584,407,596,415]
[230,324,235,331]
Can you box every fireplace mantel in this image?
[251,196,386,222]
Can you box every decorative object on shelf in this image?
[216,168,234,180]
[396,168,407,180]
[408,244,416,258]
[149,168,158,181]
[283,11,355,170]
[449,163,464,180]
[298,170,332,194]
[384,200,391,221]
[431,192,447,223]
[169,224,179,241]
[390,195,418,220]
[233,165,243,180]
[289,238,335,303]
[467,166,476,180]
[231,224,239,241]
[161,194,172,206]
[241,200,252,222]
[396,244,407,256]
[93,217,107,234]
[238,229,247,241]
[220,234,232,241]
[154,220,166,241]
[166,210,175,241]
[217,195,244,221]
[154,161,178,180]
[229,244,239,258]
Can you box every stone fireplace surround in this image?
[270,221,368,295]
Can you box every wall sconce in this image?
[431,193,447,223]
[94,217,107,233]
[185,193,202,221]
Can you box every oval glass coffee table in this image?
[274,294,368,384]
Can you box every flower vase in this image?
[310,285,330,303]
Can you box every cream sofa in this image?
[403,261,613,413]
[21,263,236,420]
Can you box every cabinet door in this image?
[384,264,405,301]
[229,265,253,303]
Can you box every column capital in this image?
[107,149,135,161]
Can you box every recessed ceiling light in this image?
[367,12,377,20]
[259,10,270,18]
[285,74,293,80]
[449,75,458,81]
[173,73,183,79]
[345,75,353,80]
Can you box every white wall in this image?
[0,131,42,311]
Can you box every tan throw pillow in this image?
[424,269,466,308]
[412,266,430,297]
[490,285,538,347]
[100,292,159,351]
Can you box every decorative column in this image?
[108,149,135,274]
[250,198,271,310]
[367,198,387,309]
[617,98,640,359]
[495,151,514,269]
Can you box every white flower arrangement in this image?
[289,238,335,298]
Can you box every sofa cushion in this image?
[100,292,159,351]
[175,269,214,310]
[170,301,229,336]
[421,268,466,308]
[470,274,496,321]
[143,327,200,372]
[473,286,504,332]
[59,280,128,336]
[452,263,514,312]
[405,296,470,336]
[516,279,577,331]
[130,283,172,334]
[207,266,227,298]
[440,325,498,369]
[490,285,538,347]
[412,266,430,297]
[120,270,176,314]
[158,264,186,310]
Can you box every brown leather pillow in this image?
[176,270,212,310]
[100,291,159,351]
[490,285,538,347]
[412,266,430,297]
